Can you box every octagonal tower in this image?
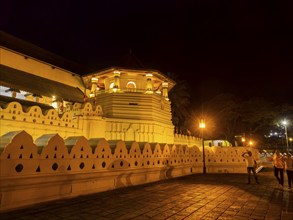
[82,67,176,143]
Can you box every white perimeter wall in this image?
[0,130,261,212]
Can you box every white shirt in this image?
[243,154,255,167]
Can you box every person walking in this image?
[242,150,259,184]
[273,150,284,189]
[283,152,293,191]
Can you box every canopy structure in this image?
[0,64,85,103]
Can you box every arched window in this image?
[126,81,136,92]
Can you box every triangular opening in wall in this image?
[92,164,95,169]
[67,165,71,171]
[36,166,41,172]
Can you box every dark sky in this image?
[1,0,293,106]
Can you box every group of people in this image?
[241,149,293,190]
[272,150,293,190]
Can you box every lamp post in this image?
[282,120,289,151]
[289,137,293,148]
[199,119,206,174]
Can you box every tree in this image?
[199,93,242,144]
[168,72,191,134]
[192,94,291,147]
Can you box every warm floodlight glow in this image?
[52,101,58,109]
[89,92,95,98]
[145,73,153,77]
[112,88,118,93]
[51,95,58,108]
[198,118,206,174]
[199,119,206,129]
[113,70,120,76]
[282,119,289,150]
[91,77,98,82]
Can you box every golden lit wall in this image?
[0,47,84,90]
[0,101,105,140]
[0,130,259,211]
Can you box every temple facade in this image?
[0,32,262,212]
[0,31,199,146]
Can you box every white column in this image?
[162,82,169,100]
[145,73,153,94]
[113,70,120,92]
[90,77,98,97]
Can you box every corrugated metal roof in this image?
[0,64,85,103]
[0,31,92,75]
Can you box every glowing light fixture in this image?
[282,120,289,151]
[199,119,206,128]
[52,95,58,108]
[199,118,206,174]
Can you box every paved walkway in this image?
[1,166,293,220]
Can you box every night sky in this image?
[1,0,293,106]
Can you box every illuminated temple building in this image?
[0,31,194,145]
[0,31,260,211]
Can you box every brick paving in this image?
[1,166,293,220]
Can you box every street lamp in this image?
[199,119,206,174]
[289,137,293,147]
[282,120,289,151]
